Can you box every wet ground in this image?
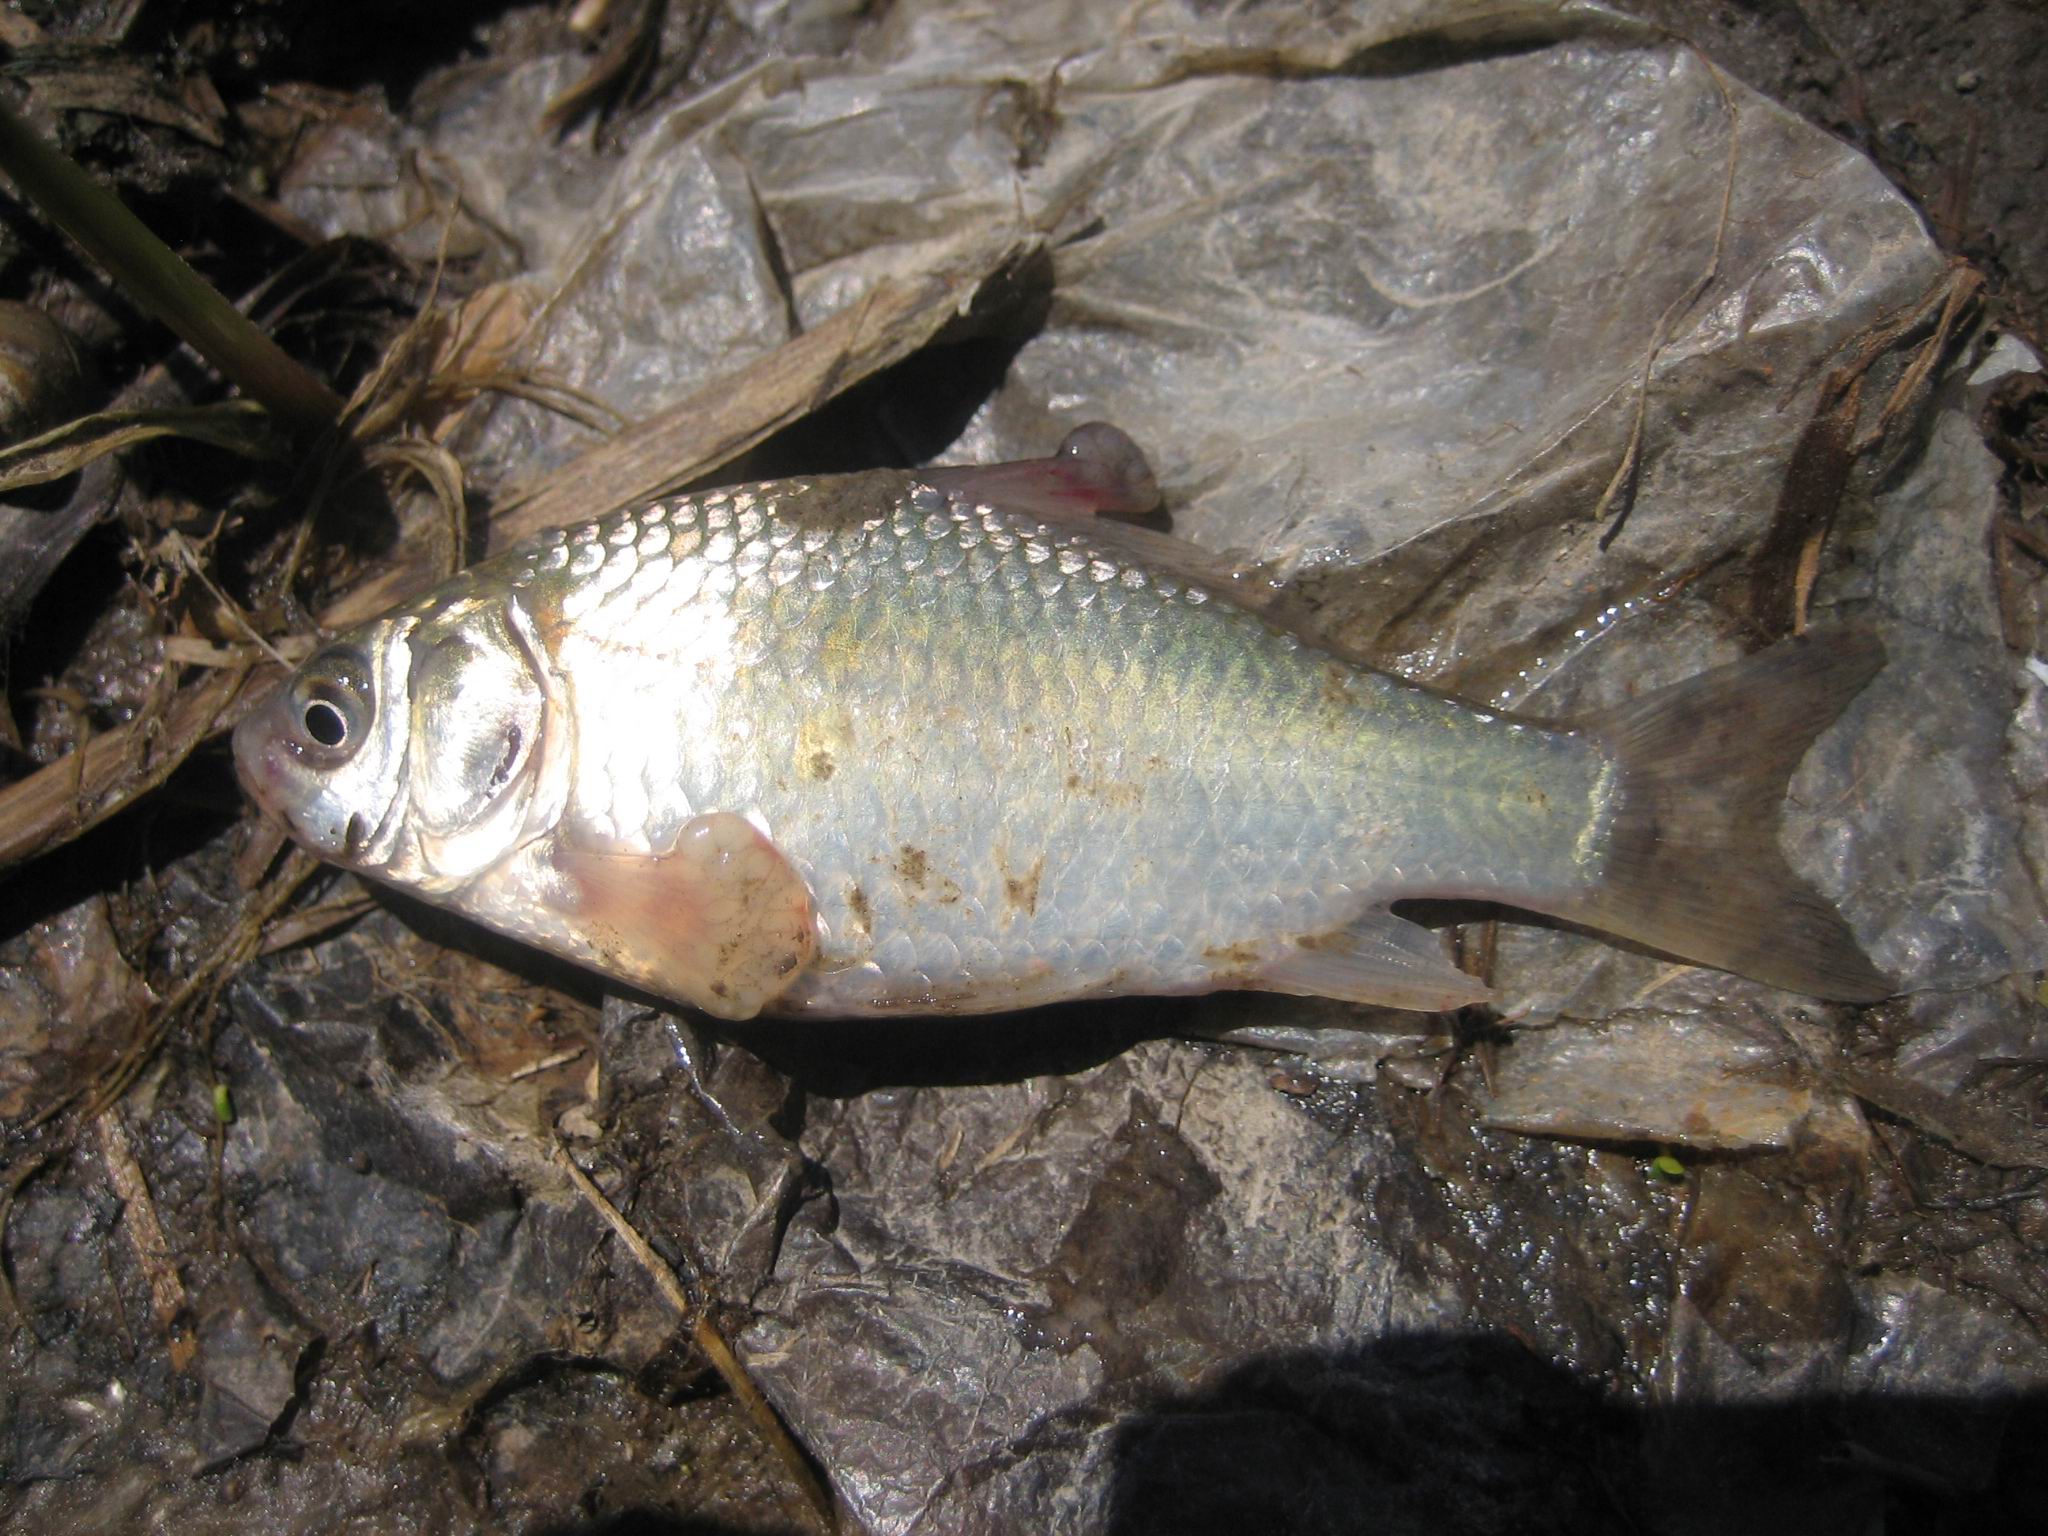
[3,2,2047,1533]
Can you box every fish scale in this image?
[235,426,1891,1019]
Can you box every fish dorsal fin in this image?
[547,811,817,1020]
[920,423,1294,620]
[919,421,1161,518]
[1254,911,1491,1013]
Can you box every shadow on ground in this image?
[1098,1332,2045,1536]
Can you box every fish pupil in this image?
[304,699,348,748]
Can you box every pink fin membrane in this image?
[549,811,817,1020]
[1256,912,1492,1013]
[920,421,1161,518]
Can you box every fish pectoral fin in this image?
[548,812,817,1021]
[1253,911,1491,1014]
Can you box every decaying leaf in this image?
[0,399,286,494]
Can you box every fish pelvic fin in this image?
[1253,910,1493,1013]
[1567,626,1892,1003]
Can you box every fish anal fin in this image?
[1251,911,1491,1013]
[548,812,817,1020]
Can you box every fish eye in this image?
[288,647,374,760]
[303,699,348,747]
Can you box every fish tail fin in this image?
[1563,627,1892,1002]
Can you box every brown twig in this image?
[1754,371,1863,640]
[1932,111,1983,251]
[0,665,256,870]
[255,883,380,955]
[1745,261,1985,639]
[508,1046,586,1082]
[1853,262,1984,455]
[550,1135,836,1530]
[95,1109,196,1369]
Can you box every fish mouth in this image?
[231,696,293,823]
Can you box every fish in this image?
[233,423,1892,1021]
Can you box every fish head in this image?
[234,597,554,889]
[234,618,413,870]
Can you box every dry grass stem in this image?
[1596,52,1739,551]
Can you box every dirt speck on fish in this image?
[234,425,1891,1020]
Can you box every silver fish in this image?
[234,425,1890,1020]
